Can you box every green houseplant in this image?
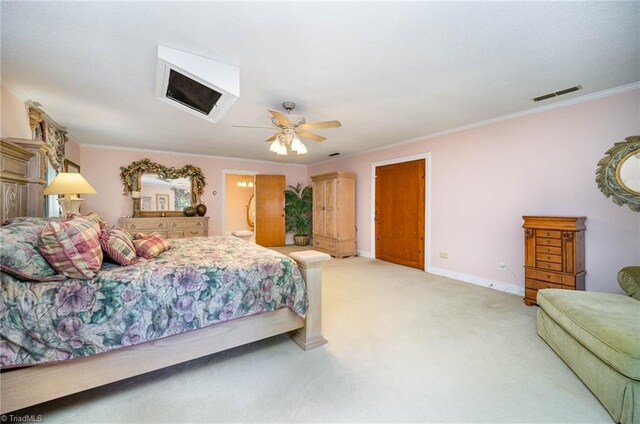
[284,183,313,246]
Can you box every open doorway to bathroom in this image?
[223,172,256,242]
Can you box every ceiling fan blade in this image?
[297,131,326,142]
[232,125,275,129]
[298,120,342,130]
[268,109,290,127]
[265,133,279,142]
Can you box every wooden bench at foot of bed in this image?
[0,250,330,414]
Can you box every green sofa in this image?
[537,267,640,424]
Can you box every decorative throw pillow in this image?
[100,227,138,266]
[38,216,104,279]
[0,219,67,282]
[618,266,640,301]
[133,232,171,259]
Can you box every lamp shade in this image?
[43,173,97,195]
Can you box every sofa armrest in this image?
[618,266,640,301]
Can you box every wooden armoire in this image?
[311,172,356,257]
[522,216,586,306]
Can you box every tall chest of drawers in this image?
[119,217,209,239]
[522,216,586,306]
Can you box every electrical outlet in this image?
[439,252,448,259]
[498,263,507,271]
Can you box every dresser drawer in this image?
[313,237,336,252]
[562,274,576,287]
[537,260,562,271]
[535,253,562,264]
[536,237,562,247]
[536,229,561,239]
[536,245,561,255]
[527,278,562,290]
[122,221,169,231]
[184,229,205,237]
[525,269,562,284]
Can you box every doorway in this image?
[374,158,427,270]
[223,172,256,240]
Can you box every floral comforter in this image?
[0,236,307,368]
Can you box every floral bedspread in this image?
[0,236,307,368]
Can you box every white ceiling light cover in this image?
[155,45,239,123]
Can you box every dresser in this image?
[119,217,209,239]
[4,138,50,218]
[0,140,34,223]
[311,172,356,257]
[523,216,586,306]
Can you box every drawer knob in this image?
[130,224,136,229]
[546,240,550,244]
[159,224,164,228]
[197,222,202,227]
[190,230,198,234]
[546,274,551,279]
[172,223,177,227]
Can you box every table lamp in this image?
[43,172,97,217]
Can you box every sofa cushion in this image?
[618,267,640,301]
[537,289,640,380]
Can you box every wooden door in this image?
[323,179,337,238]
[255,175,285,247]
[312,180,325,236]
[375,159,425,270]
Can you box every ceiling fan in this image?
[232,102,341,155]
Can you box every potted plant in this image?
[285,183,313,246]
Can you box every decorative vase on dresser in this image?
[522,216,586,306]
[311,171,356,258]
[119,216,209,239]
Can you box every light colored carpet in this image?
[16,249,611,423]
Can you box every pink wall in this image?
[0,85,31,139]
[80,146,307,236]
[309,89,640,294]
[65,139,81,166]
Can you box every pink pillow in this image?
[39,216,104,279]
[100,227,138,266]
[133,232,171,259]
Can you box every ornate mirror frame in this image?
[120,159,206,217]
[596,135,640,212]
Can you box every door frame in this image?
[221,169,258,236]
[370,153,432,272]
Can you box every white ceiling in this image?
[2,2,639,164]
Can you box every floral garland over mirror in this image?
[596,136,640,212]
[119,158,206,203]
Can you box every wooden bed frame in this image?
[0,250,330,414]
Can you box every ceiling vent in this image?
[532,85,582,102]
[155,45,239,123]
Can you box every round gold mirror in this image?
[596,136,640,212]
[616,150,640,195]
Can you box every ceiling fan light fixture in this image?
[269,139,282,153]
[291,136,306,154]
[277,142,288,155]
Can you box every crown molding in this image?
[310,81,640,166]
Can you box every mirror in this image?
[140,174,192,211]
[596,136,640,212]
[247,195,256,228]
[617,151,640,195]
[120,158,206,217]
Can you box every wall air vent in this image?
[155,45,239,123]
[532,85,582,102]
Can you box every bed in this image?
[0,223,329,413]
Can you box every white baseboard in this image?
[357,250,373,258]
[428,266,524,296]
